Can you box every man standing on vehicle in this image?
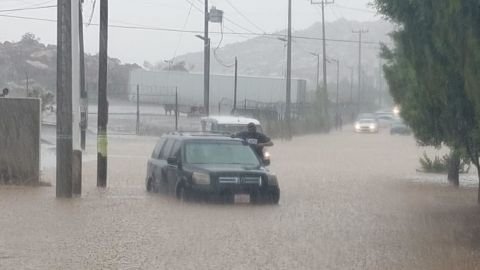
[233,122,273,157]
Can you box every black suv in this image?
[146,132,280,204]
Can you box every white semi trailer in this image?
[128,70,307,113]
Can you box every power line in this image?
[0,13,55,22]
[224,0,266,33]
[335,4,376,14]
[223,16,257,35]
[0,4,56,13]
[331,3,346,19]
[191,0,258,35]
[86,0,97,26]
[327,4,342,21]
[223,24,250,40]
[0,13,388,46]
[172,0,195,61]
[213,23,235,68]
[183,0,204,15]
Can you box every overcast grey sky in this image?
[0,0,379,65]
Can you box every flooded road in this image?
[2,129,480,269]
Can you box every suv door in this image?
[153,138,175,192]
[147,138,164,190]
[166,139,182,195]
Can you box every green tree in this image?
[374,0,480,202]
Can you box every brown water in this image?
[1,129,480,269]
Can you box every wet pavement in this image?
[2,129,480,269]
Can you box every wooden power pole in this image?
[233,56,238,113]
[311,0,334,120]
[79,0,87,151]
[353,29,368,114]
[285,0,292,139]
[56,0,73,198]
[97,0,108,187]
[204,0,210,116]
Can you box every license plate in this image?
[234,194,250,204]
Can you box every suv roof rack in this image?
[165,131,233,137]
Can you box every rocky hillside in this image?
[169,19,394,90]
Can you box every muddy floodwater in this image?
[2,129,480,269]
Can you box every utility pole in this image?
[285,0,292,139]
[348,66,354,121]
[72,0,81,153]
[233,57,238,114]
[309,52,320,91]
[72,0,82,196]
[71,0,83,195]
[352,29,368,114]
[197,4,222,116]
[25,72,29,97]
[136,85,140,135]
[97,0,108,188]
[175,87,178,131]
[79,0,87,151]
[329,58,340,128]
[337,59,340,129]
[378,58,383,108]
[311,0,334,97]
[56,0,73,198]
[204,0,210,116]
[164,60,173,71]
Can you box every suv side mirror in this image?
[167,157,178,166]
[262,158,270,166]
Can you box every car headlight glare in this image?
[355,123,361,129]
[369,124,376,129]
[193,172,210,185]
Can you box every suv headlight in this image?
[192,172,210,185]
[369,124,376,129]
[355,123,361,130]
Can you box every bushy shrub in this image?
[419,152,470,174]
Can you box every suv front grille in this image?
[218,176,262,186]
[218,176,240,184]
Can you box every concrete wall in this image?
[0,98,40,184]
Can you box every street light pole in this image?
[378,58,383,108]
[233,56,238,114]
[79,0,87,152]
[164,60,173,71]
[311,0,334,119]
[348,66,354,121]
[285,0,292,139]
[310,52,320,91]
[335,59,339,120]
[353,29,368,114]
[329,58,340,122]
[204,0,210,116]
[97,0,108,188]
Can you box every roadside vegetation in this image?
[375,0,480,201]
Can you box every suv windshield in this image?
[185,141,260,166]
